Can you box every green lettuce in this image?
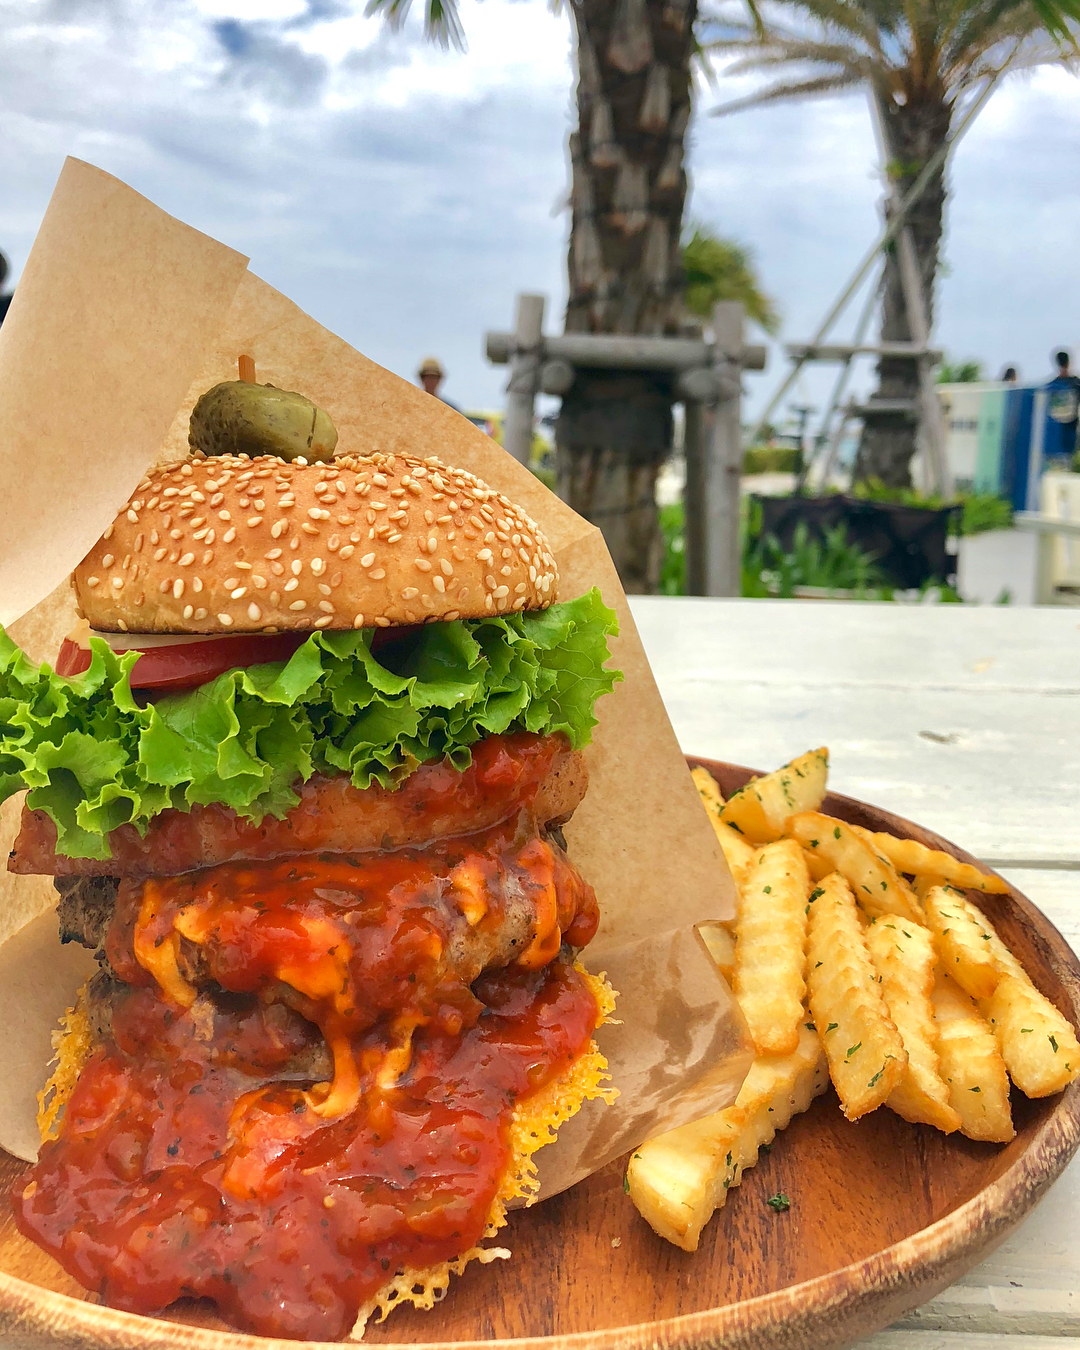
[0,590,620,860]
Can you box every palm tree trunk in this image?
[854,93,951,488]
[555,0,696,593]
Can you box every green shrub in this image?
[850,479,1012,536]
[743,446,801,475]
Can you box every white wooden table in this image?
[628,597,1080,1350]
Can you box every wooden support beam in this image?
[785,342,943,363]
[486,329,766,373]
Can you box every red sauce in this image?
[11,731,578,878]
[13,821,601,1341]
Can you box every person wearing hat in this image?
[417,356,457,409]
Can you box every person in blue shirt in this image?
[1045,350,1080,470]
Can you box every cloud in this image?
[0,0,1076,429]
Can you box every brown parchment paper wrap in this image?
[0,159,752,1198]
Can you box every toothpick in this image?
[238,354,256,383]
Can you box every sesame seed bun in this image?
[73,452,559,634]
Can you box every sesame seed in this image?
[127,509,139,524]
[515,582,527,594]
[219,510,232,521]
[387,533,402,543]
[291,560,303,576]
[265,548,282,559]
[301,523,319,535]
[415,559,432,572]
[193,577,204,592]
[217,613,233,626]
[328,535,341,553]
[270,591,280,605]
[271,562,285,576]
[307,508,330,521]
[231,587,247,599]
[179,553,195,566]
[500,565,512,577]
[112,577,125,589]
[289,600,307,611]
[368,567,385,580]
[102,553,115,568]
[372,473,388,487]
[223,528,236,543]
[513,597,527,610]
[173,579,185,599]
[433,576,446,593]
[353,613,365,627]
[494,585,509,598]
[271,520,287,538]
[360,552,375,567]
[225,577,239,589]
[183,605,194,620]
[318,583,332,596]
[117,620,128,631]
[284,579,299,592]
[339,546,355,560]
[210,493,224,506]
[477,549,492,562]
[401,587,419,600]
[318,601,334,614]
[311,558,326,576]
[248,603,262,622]
[194,608,208,621]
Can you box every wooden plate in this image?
[1,758,1078,1350]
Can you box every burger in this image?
[0,396,620,1341]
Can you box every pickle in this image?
[189,381,338,463]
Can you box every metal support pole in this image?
[502,293,545,466]
[747,65,1011,448]
[693,301,744,596]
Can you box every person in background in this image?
[417,356,458,410]
[1045,350,1080,470]
[999,366,1018,383]
[0,252,12,327]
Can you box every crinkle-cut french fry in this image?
[914,873,947,903]
[986,975,1080,1098]
[719,748,829,844]
[691,765,725,810]
[801,846,832,882]
[788,812,922,924]
[734,840,810,1055]
[699,922,735,984]
[932,976,1014,1141]
[865,916,961,1133]
[849,825,1010,895]
[806,873,907,1119]
[625,1026,827,1251]
[922,886,1021,999]
[692,766,756,884]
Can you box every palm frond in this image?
[710,69,862,111]
[363,0,466,50]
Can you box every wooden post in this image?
[705,302,744,596]
[683,400,706,594]
[684,302,744,596]
[503,294,545,466]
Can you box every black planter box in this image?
[751,495,960,591]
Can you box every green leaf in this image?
[0,592,620,858]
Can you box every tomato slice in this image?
[55,625,427,693]
[55,633,309,691]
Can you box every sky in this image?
[2,0,1079,433]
